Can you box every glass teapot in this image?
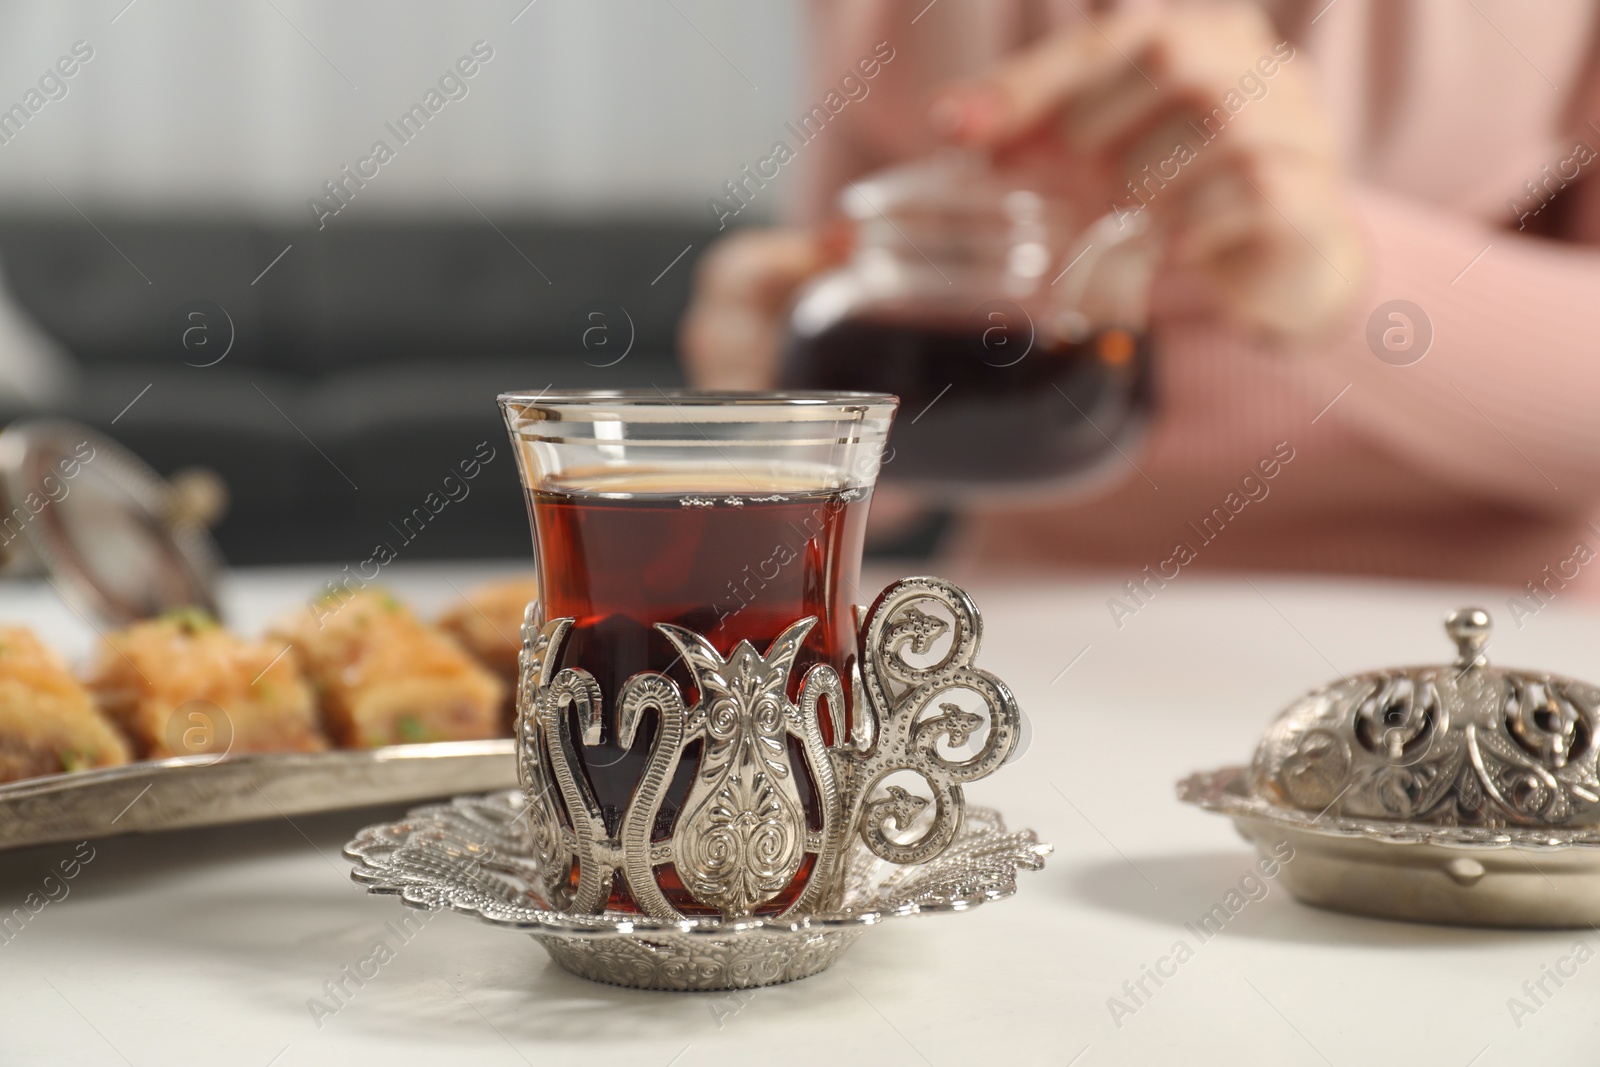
[780,151,1161,498]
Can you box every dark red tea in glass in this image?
[501,392,896,915]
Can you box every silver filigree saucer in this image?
[344,791,1050,990]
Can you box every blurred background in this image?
[0,0,803,564]
[5,0,1598,600]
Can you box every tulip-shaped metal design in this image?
[649,619,841,918]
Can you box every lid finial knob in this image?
[1445,607,1491,670]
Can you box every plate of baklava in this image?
[0,577,539,851]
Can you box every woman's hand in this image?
[930,3,1363,342]
[678,3,1363,388]
[679,227,837,389]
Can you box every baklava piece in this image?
[86,608,327,758]
[436,576,538,713]
[274,590,505,747]
[0,626,130,783]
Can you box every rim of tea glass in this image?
[500,389,899,493]
[498,388,899,417]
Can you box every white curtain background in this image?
[0,0,802,220]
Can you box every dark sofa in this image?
[0,215,711,565]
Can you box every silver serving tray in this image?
[0,739,518,852]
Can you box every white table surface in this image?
[3,560,1598,1066]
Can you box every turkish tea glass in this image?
[500,389,897,914]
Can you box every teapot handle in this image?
[1050,204,1163,323]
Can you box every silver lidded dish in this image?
[1179,607,1600,927]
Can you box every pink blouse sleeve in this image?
[1299,184,1600,516]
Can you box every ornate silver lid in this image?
[1249,607,1600,829]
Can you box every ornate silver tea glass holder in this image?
[1181,607,1600,927]
[346,576,1051,990]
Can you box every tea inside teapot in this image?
[780,152,1160,498]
